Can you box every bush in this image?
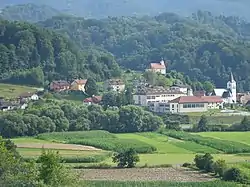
[213,159,227,178]
[183,163,192,168]
[161,130,250,153]
[223,167,248,183]
[194,153,214,172]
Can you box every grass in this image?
[198,132,250,145]
[0,83,38,98]
[116,133,191,154]
[189,115,243,125]
[83,181,238,187]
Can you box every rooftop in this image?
[136,87,184,95]
[106,79,124,85]
[72,79,87,85]
[201,96,223,103]
[169,96,208,103]
[150,63,166,69]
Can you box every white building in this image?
[133,86,186,112]
[212,72,237,104]
[146,59,166,75]
[104,79,125,92]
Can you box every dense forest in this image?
[0,4,62,22]
[0,20,121,85]
[1,0,250,19]
[37,12,250,91]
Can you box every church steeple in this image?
[230,72,235,83]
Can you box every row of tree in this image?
[0,99,164,138]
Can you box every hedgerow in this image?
[161,131,250,153]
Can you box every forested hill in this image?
[0,4,62,22]
[38,12,250,91]
[0,20,121,86]
[1,0,250,19]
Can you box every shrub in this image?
[213,159,227,177]
[194,153,214,172]
[223,167,248,183]
[183,163,192,168]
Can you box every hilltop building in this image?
[146,58,167,75]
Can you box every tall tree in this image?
[85,78,98,96]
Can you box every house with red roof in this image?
[146,59,166,75]
[83,96,102,105]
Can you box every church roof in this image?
[213,89,227,97]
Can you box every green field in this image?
[198,132,250,145]
[0,83,38,98]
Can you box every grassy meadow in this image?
[0,83,38,98]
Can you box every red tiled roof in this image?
[73,79,87,85]
[83,96,102,103]
[150,63,165,69]
[169,96,208,103]
[201,96,223,103]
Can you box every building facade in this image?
[71,79,87,92]
[104,79,125,92]
[49,80,70,92]
[146,59,166,75]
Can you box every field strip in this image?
[16,143,102,151]
[116,133,191,153]
[78,168,214,182]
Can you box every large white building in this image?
[212,72,237,104]
[133,86,186,112]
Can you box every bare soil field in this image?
[78,168,214,182]
[16,143,101,151]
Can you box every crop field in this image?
[83,181,239,187]
[0,83,38,98]
[78,168,214,182]
[198,132,250,145]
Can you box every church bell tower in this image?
[227,72,237,103]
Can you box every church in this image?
[211,73,237,104]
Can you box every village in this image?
[1,59,250,114]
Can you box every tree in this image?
[85,78,98,96]
[213,159,227,177]
[203,81,215,93]
[38,149,77,186]
[102,91,118,109]
[196,115,209,132]
[223,167,247,183]
[112,148,140,168]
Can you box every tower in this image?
[227,72,237,103]
[160,58,165,66]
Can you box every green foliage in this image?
[37,12,250,91]
[161,131,250,153]
[223,167,248,183]
[68,138,156,154]
[213,159,227,178]
[195,115,209,132]
[112,148,140,168]
[194,153,214,172]
[0,19,121,86]
[38,149,78,186]
[85,78,98,96]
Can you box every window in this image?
[172,104,175,108]
[152,96,156,99]
[147,96,151,99]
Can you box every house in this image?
[201,96,223,109]
[146,59,167,75]
[19,92,39,101]
[212,72,237,104]
[133,86,186,112]
[168,96,209,113]
[83,96,102,105]
[71,79,87,92]
[49,80,70,92]
[104,79,125,92]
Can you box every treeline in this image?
[38,11,250,91]
[0,20,121,86]
[0,99,163,138]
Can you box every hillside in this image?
[38,12,250,91]
[0,4,62,22]
[0,20,121,86]
[1,0,250,19]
